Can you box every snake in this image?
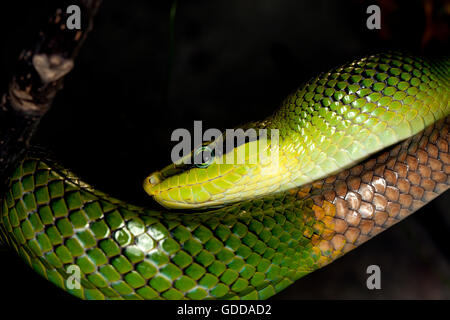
[0,52,449,300]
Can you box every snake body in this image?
[0,52,449,299]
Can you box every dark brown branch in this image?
[0,0,102,187]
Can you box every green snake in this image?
[0,52,449,299]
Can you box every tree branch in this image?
[0,0,102,187]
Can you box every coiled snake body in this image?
[0,52,449,299]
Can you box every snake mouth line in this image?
[148,175,224,193]
[144,168,241,196]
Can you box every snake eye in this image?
[194,146,215,168]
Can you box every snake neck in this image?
[250,52,450,197]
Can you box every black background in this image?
[0,0,449,300]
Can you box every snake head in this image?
[143,132,284,209]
